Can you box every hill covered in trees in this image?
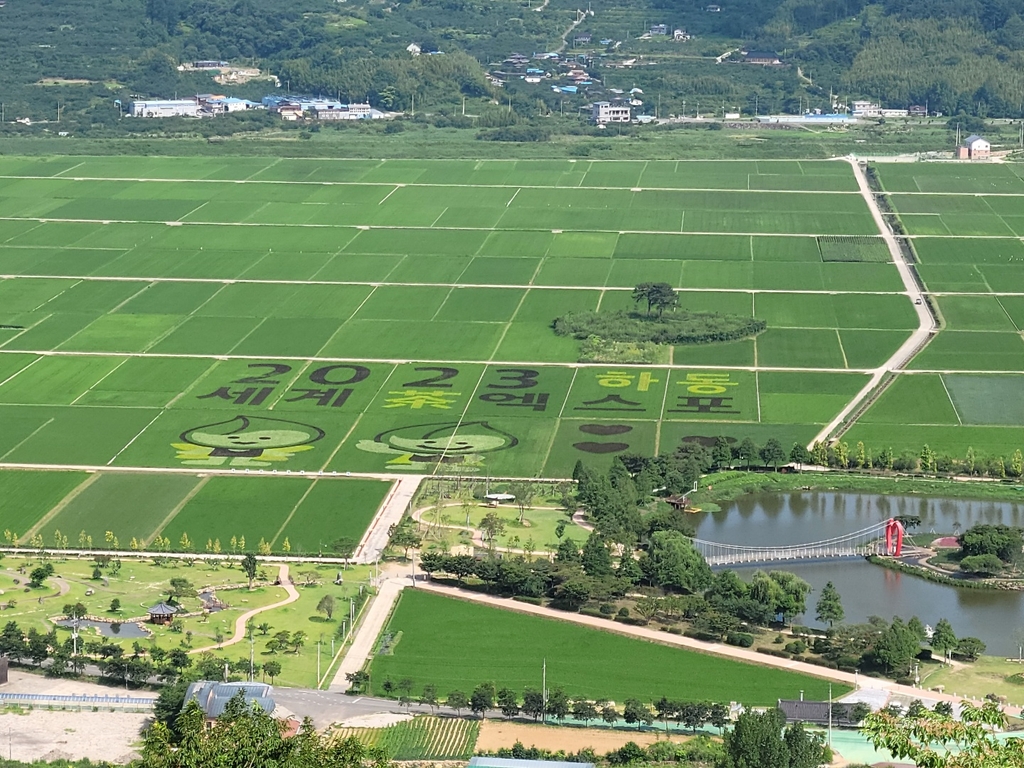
[1,0,1023,127]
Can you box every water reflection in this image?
[694,492,1024,655]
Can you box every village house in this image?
[591,101,631,123]
[957,135,991,160]
[744,50,781,66]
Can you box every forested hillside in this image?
[2,0,1024,128]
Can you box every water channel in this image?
[692,492,1024,656]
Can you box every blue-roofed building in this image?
[183,681,277,722]
[469,759,595,768]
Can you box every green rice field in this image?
[0,468,391,556]
[369,590,844,705]
[0,155,908,492]
[9,154,1022,537]
[840,161,1024,459]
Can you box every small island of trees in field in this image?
[553,282,766,363]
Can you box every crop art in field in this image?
[356,420,518,471]
[175,415,325,467]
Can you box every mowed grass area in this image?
[14,469,391,555]
[370,591,842,706]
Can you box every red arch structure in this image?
[885,518,904,556]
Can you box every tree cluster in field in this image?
[145,690,389,768]
[553,283,765,347]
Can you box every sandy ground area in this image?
[3,669,148,697]
[0,709,147,764]
[0,670,150,764]
[477,721,696,753]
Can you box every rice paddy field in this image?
[369,590,843,705]
[843,161,1024,459]
[4,153,1018,545]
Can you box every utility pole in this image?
[542,658,547,723]
[827,683,833,748]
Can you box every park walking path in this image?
[413,580,1023,717]
[354,475,424,564]
[188,564,299,655]
[328,575,412,692]
[807,158,937,448]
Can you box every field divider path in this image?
[415,580,1022,717]
[188,563,299,655]
[807,158,937,448]
[0,273,920,295]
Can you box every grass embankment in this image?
[689,470,1024,512]
[0,119,959,160]
[369,590,844,706]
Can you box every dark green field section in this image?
[846,371,1024,458]
[22,470,391,555]
[371,590,843,705]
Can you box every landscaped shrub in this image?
[726,632,754,647]
[785,640,807,655]
[512,596,544,606]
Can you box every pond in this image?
[54,618,152,639]
[692,492,1024,656]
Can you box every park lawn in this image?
[0,555,277,637]
[369,590,844,706]
[419,503,588,554]
[920,657,1024,706]
[216,563,373,689]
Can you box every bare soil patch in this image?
[477,720,695,753]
